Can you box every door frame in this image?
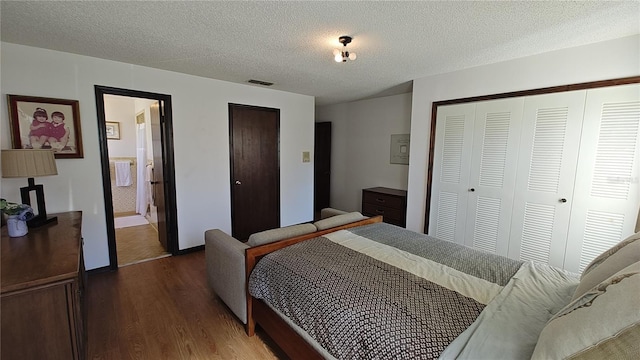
[314,121,331,212]
[94,85,179,270]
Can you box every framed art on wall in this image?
[7,95,84,158]
[105,121,120,140]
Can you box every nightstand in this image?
[362,187,407,227]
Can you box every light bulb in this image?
[349,52,357,61]
[333,49,340,56]
[334,53,343,62]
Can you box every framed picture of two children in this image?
[7,95,84,158]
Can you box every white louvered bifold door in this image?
[508,91,587,267]
[464,98,524,256]
[429,103,476,244]
[563,84,640,273]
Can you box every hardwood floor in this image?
[116,224,169,266]
[87,251,286,359]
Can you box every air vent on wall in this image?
[248,79,274,86]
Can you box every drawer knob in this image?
[376,209,385,214]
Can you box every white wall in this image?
[407,34,640,233]
[316,93,412,212]
[104,95,136,157]
[0,43,315,270]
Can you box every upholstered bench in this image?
[205,208,365,324]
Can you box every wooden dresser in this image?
[1,211,86,360]
[362,187,407,227]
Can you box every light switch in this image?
[302,151,310,163]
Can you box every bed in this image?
[242,215,640,359]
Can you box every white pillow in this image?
[531,261,640,360]
[573,232,640,301]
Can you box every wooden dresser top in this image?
[1,211,83,294]
[363,187,407,197]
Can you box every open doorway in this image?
[105,95,167,266]
[95,86,178,270]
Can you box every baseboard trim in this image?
[87,265,112,275]
[176,245,204,255]
[88,246,203,273]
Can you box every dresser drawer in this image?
[381,217,405,227]
[362,191,405,209]
[362,187,407,227]
[362,203,404,222]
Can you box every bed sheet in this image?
[248,223,574,359]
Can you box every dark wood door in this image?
[229,104,280,240]
[150,102,168,250]
[314,122,331,211]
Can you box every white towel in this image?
[115,161,132,186]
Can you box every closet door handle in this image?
[468,188,475,192]
[559,198,567,203]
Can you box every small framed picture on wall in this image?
[105,121,121,140]
[7,94,84,158]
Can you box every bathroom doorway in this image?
[105,95,167,266]
[95,86,178,270]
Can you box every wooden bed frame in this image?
[244,215,383,358]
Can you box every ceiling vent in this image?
[248,79,274,86]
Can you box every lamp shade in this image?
[1,149,58,178]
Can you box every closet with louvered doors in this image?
[562,84,640,273]
[430,97,524,256]
[429,102,475,245]
[507,90,587,269]
[464,98,525,256]
[429,82,640,272]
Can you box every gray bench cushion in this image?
[247,223,318,246]
[320,207,348,219]
[313,211,367,230]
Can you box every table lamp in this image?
[2,149,58,227]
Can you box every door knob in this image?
[469,188,475,192]
[235,180,242,185]
[559,198,567,203]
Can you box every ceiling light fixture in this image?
[333,36,357,63]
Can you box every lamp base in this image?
[21,178,57,228]
[27,215,58,228]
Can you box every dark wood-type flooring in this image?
[87,251,286,359]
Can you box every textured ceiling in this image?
[1,1,639,106]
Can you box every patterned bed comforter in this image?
[248,223,524,360]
